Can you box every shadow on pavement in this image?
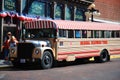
[1,58,118,71]
[0,59,98,71]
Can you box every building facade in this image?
[0,0,94,51]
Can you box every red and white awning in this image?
[25,20,56,29]
[25,20,120,30]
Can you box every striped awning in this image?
[25,20,56,29]
[25,20,120,30]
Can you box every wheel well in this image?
[44,49,54,59]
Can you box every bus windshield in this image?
[25,29,56,39]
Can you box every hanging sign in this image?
[4,0,16,11]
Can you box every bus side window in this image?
[105,31,110,38]
[111,31,115,38]
[68,30,74,38]
[59,29,66,37]
[116,31,120,38]
[82,30,87,38]
[87,30,93,38]
[94,31,99,38]
[100,31,105,38]
[119,31,120,38]
[75,30,81,38]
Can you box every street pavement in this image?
[0,55,120,68]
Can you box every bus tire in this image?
[94,50,109,63]
[41,51,53,69]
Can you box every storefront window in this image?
[75,8,83,21]
[4,0,16,11]
[22,0,26,12]
[55,4,62,19]
[28,1,45,16]
[46,3,52,18]
[65,6,72,20]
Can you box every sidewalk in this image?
[0,60,13,68]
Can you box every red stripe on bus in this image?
[110,52,120,55]
[75,53,99,59]
[110,49,120,52]
[58,50,100,55]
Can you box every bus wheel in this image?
[94,50,109,63]
[41,51,53,69]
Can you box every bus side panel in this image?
[108,38,120,55]
[56,38,120,61]
[56,38,100,61]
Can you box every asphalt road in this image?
[0,59,120,80]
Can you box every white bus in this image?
[10,20,120,69]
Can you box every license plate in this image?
[20,59,26,63]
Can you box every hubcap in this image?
[44,55,51,65]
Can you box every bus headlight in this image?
[11,48,15,54]
[33,48,41,58]
[10,48,17,58]
[34,49,40,54]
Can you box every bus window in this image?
[111,31,115,38]
[59,29,67,37]
[68,30,74,38]
[87,30,93,38]
[105,31,110,38]
[82,30,87,38]
[116,31,120,38]
[119,31,120,38]
[75,30,81,38]
[25,29,56,39]
[94,31,99,38]
[100,31,105,38]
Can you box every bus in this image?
[9,20,120,69]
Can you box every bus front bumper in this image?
[10,58,41,64]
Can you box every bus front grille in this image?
[17,43,35,59]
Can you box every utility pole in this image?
[19,0,23,41]
[0,0,4,52]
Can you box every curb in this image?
[0,60,13,68]
[0,65,12,68]
[89,55,120,61]
[110,55,120,59]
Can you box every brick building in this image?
[94,0,120,24]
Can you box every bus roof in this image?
[25,20,120,31]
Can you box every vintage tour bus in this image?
[9,20,120,69]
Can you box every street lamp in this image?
[89,8,100,22]
[85,3,100,22]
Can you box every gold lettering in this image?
[4,0,15,10]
